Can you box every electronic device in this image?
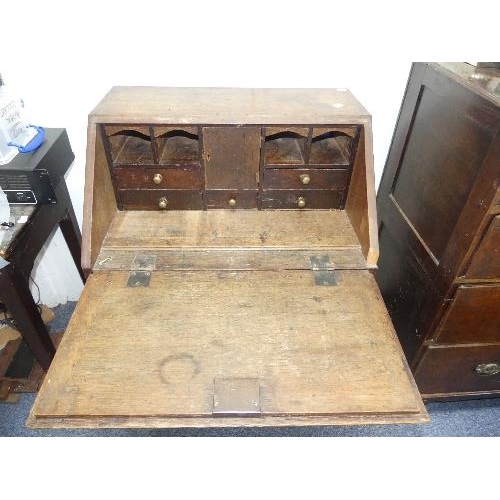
[0,129,74,204]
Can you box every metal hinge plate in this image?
[213,378,261,416]
[310,255,338,286]
[126,270,151,287]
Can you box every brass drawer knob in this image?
[297,196,306,208]
[153,173,163,184]
[300,173,311,185]
[475,362,500,376]
[158,197,168,209]
[228,198,237,207]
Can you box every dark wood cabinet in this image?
[376,62,500,400]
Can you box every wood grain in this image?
[81,123,118,273]
[89,87,370,124]
[203,127,261,189]
[113,166,202,190]
[260,190,345,209]
[94,248,368,272]
[433,284,500,343]
[262,168,349,190]
[30,270,426,426]
[119,190,203,210]
[464,215,500,279]
[345,125,378,266]
[99,210,361,251]
[415,344,500,396]
[205,190,258,209]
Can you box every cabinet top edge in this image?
[88,87,371,124]
[432,62,500,105]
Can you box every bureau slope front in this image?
[29,267,426,427]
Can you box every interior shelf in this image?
[309,132,353,165]
[156,130,200,165]
[108,129,154,165]
[264,132,307,164]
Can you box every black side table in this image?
[0,129,86,370]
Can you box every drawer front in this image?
[260,190,344,209]
[465,215,500,279]
[415,344,500,396]
[434,285,500,344]
[114,167,202,190]
[205,190,258,209]
[262,168,349,190]
[119,189,203,210]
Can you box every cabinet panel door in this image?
[203,127,261,189]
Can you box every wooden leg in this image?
[0,267,55,371]
[60,212,86,283]
[57,182,86,283]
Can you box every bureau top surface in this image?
[89,87,370,124]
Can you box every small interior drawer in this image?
[260,190,345,210]
[113,167,202,190]
[434,284,500,344]
[415,344,500,396]
[119,189,203,210]
[262,168,349,190]
[205,190,258,209]
[465,215,500,279]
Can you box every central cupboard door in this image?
[202,127,261,189]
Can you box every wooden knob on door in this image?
[300,173,311,185]
[158,197,168,209]
[153,173,163,184]
[297,197,306,208]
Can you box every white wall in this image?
[0,1,495,306]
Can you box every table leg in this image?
[0,267,55,371]
[57,182,86,284]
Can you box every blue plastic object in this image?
[7,125,45,153]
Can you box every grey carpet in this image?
[1,302,499,437]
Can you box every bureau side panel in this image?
[82,121,118,273]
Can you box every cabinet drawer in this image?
[260,190,344,209]
[205,190,258,209]
[465,215,500,279]
[434,285,500,344]
[119,189,203,210]
[415,345,500,396]
[114,167,202,190]
[262,168,349,190]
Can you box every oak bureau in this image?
[29,87,427,428]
